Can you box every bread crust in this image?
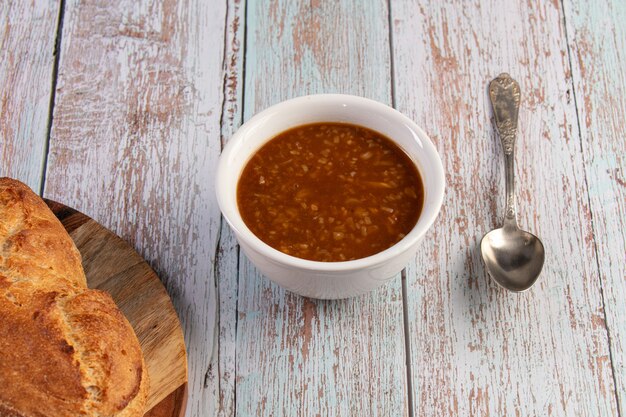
[0,178,148,417]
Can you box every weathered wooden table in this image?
[2,1,624,415]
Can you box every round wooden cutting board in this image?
[46,200,188,417]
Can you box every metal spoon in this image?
[480,73,545,292]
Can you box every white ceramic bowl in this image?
[216,94,444,299]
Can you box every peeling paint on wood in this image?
[2,0,626,416]
[208,0,246,416]
[234,0,408,416]
[391,0,618,415]
[41,1,227,416]
[564,0,626,413]
[0,1,59,191]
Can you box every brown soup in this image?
[237,122,424,262]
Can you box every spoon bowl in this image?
[481,226,545,292]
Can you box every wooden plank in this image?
[234,1,408,416]
[0,1,60,192]
[563,0,626,412]
[391,1,618,415]
[42,1,228,415]
[208,0,246,416]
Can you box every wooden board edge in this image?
[45,199,189,416]
[144,383,188,417]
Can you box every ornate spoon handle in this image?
[489,73,521,228]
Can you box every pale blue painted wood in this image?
[209,0,247,415]
[235,0,408,416]
[0,1,59,192]
[4,1,624,416]
[42,0,229,414]
[392,0,618,415]
[564,0,626,412]
[244,0,392,105]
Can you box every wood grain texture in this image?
[4,1,624,416]
[0,1,59,191]
[391,0,618,415]
[41,1,227,415]
[47,200,187,415]
[144,384,188,417]
[207,0,246,416]
[564,0,626,412]
[234,1,408,416]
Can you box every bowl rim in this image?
[215,93,445,272]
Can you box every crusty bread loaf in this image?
[0,178,149,417]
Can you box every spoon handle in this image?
[489,73,521,228]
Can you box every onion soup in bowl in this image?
[216,94,444,299]
[237,122,424,262]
